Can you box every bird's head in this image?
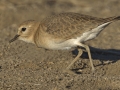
[9,20,40,44]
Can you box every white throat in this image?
[19,36,34,44]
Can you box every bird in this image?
[9,12,120,73]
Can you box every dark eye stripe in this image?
[21,28,26,31]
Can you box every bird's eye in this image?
[21,28,26,31]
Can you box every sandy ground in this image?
[0,0,120,90]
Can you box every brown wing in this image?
[41,13,109,40]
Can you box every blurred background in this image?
[0,0,120,90]
[0,0,120,29]
[0,0,120,48]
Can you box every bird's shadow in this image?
[72,46,120,65]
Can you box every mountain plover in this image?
[9,12,120,73]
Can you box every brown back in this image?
[41,13,119,40]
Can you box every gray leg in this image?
[80,44,95,72]
[66,48,83,70]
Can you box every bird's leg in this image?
[80,44,95,73]
[66,48,83,70]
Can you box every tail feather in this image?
[113,16,120,20]
[105,16,120,22]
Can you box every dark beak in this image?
[9,34,20,43]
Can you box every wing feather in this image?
[41,13,110,41]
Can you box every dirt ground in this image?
[0,0,120,90]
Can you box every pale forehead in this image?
[19,20,36,27]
